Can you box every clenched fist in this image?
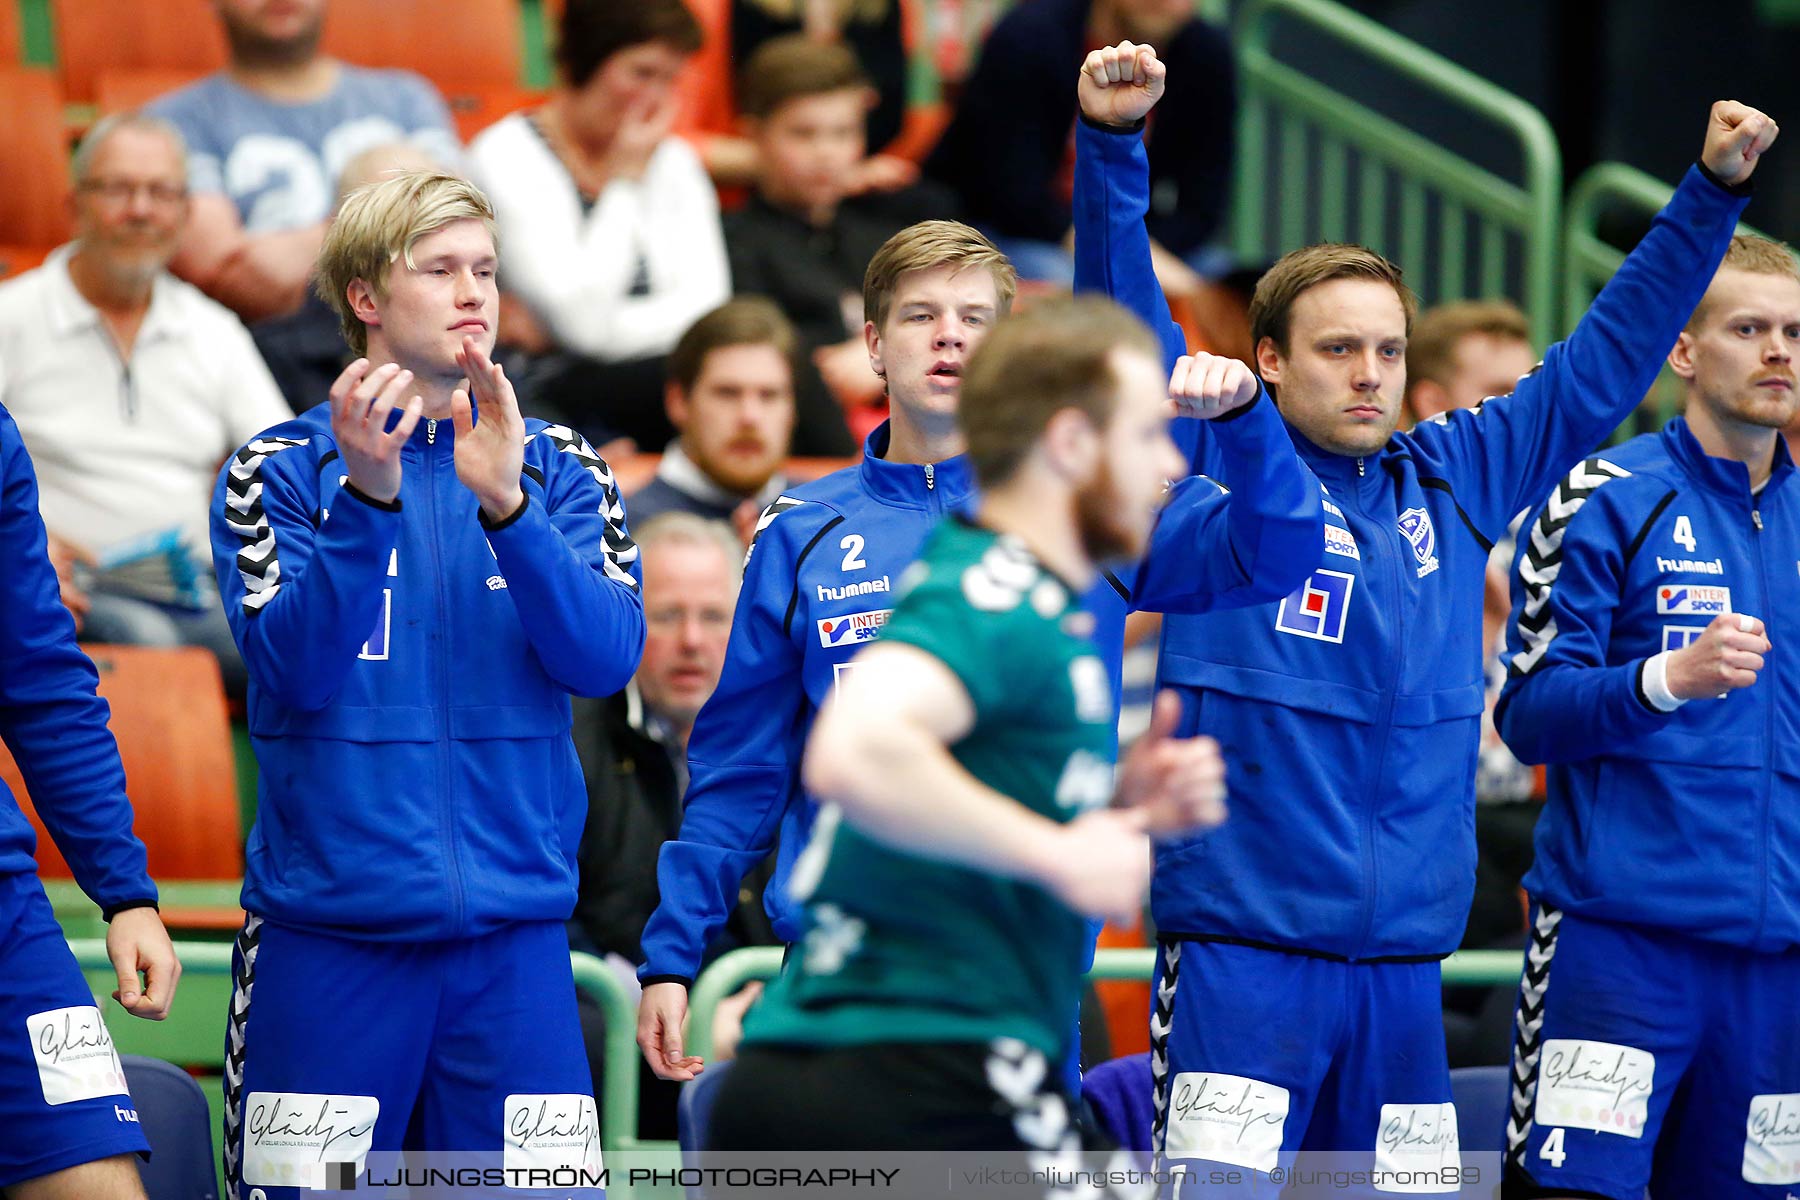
[1078,41,1166,128]
[1169,352,1262,420]
[1700,101,1779,187]
[1666,612,1769,700]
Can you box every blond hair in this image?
[1248,242,1417,358]
[862,220,1017,333]
[315,170,497,356]
[960,296,1159,487]
[1688,233,1800,331]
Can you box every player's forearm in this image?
[1496,660,1669,764]
[1132,404,1322,614]
[3,638,154,908]
[639,833,774,985]
[1209,392,1324,600]
[484,496,645,696]
[0,443,154,907]
[803,707,1065,886]
[1072,115,1188,374]
[1503,166,1747,513]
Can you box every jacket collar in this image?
[1661,415,1796,499]
[857,420,975,509]
[1286,421,1393,498]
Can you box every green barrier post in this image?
[1231,0,1562,345]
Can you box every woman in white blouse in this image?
[470,0,731,448]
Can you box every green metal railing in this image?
[1231,0,1562,345]
[1563,161,1768,437]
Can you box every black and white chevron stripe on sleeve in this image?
[533,424,641,590]
[746,495,806,565]
[223,436,311,615]
[1508,457,1632,679]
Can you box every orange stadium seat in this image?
[672,0,736,143]
[1,0,21,65]
[1,645,244,884]
[0,67,72,280]
[94,67,205,117]
[49,0,227,103]
[321,0,521,92]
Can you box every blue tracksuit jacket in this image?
[1074,113,1750,959]
[638,415,1323,987]
[0,403,156,914]
[1499,417,1800,952]
[210,407,644,940]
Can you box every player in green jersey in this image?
[707,295,1288,1175]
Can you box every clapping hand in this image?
[450,337,526,522]
[330,359,424,503]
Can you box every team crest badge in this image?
[1397,507,1439,578]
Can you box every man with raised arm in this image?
[1496,233,1800,1200]
[635,220,1323,1084]
[210,171,642,1197]
[1076,39,1773,1192]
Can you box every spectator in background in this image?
[0,115,290,694]
[727,34,951,450]
[926,0,1235,289]
[1404,300,1543,952]
[1403,299,1539,426]
[568,513,773,1137]
[148,0,459,322]
[738,0,908,164]
[695,0,915,193]
[251,141,444,415]
[469,0,730,452]
[631,299,798,535]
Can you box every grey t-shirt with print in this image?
[149,67,461,233]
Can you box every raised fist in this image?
[1701,101,1779,187]
[1078,41,1166,128]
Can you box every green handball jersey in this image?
[743,518,1118,1060]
